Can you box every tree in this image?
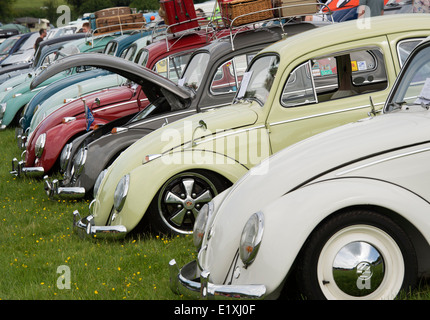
[0,0,16,22]
[65,0,133,16]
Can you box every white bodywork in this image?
[198,107,430,298]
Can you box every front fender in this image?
[217,178,430,297]
[106,150,249,233]
[38,119,92,172]
[2,91,35,127]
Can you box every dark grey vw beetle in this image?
[42,22,319,200]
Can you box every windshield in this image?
[19,33,39,51]
[55,44,80,60]
[236,54,280,106]
[0,36,19,55]
[128,97,172,124]
[181,52,210,91]
[386,44,430,111]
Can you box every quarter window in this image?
[397,39,423,67]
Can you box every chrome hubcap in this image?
[332,241,385,297]
[159,174,217,234]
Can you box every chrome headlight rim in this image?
[113,174,130,212]
[193,201,214,250]
[239,211,264,268]
[59,143,73,172]
[72,147,87,177]
[93,168,107,198]
[35,133,46,158]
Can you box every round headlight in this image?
[239,212,264,268]
[59,143,73,172]
[0,103,6,115]
[35,133,46,158]
[193,201,213,249]
[114,174,130,212]
[93,169,107,198]
[72,147,87,176]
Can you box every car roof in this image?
[261,14,430,62]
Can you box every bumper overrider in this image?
[169,259,266,300]
[10,153,45,178]
[44,176,86,199]
[72,207,127,240]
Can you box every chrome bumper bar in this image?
[72,210,127,239]
[44,176,85,199]
[10,157,45,178]
[169,259,266,300]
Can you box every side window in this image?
[397,39,423,67]
[135,49,149,66]
[210,53,256,95]
[281,47,388,107]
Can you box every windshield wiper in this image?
[385,101,406,112]
[244,96,264,107]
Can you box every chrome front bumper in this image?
[10,157,45,178]
[72,210,127,240]
[169,259,266,300]
[44,176,85,199]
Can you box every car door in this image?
[266,36,397,154]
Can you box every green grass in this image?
[12,0,67,10]
[0,128,195,300]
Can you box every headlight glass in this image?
[35,133,46,158]
[193,201,213,249]
[239,211,264,268]
[72,147,87,176]
[0,103,6,116]
[114,174,130,212]
[93,169,107,198]
[59,143,73,172]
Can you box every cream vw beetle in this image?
[31,14,430,236]
[170,37,430,300]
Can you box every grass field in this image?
[0,127,195,300]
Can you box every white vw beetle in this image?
[170,37,430,300]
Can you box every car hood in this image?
[30,53,194,106]
[96,103,259,211]
[217,107,430,219]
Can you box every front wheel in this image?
[296,210,417,300]
[144,171,229,236]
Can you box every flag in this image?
[83,99,94,131]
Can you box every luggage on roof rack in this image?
[159,0,200,33]
[218,0,273,26]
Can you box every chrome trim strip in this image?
[336,146,430,176]
[270,102,384,127]
[92,98,148,114]
[194,125,265,146]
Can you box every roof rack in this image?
[85,22,149,48]
[149,2,334,52]
[224,3,334,50]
